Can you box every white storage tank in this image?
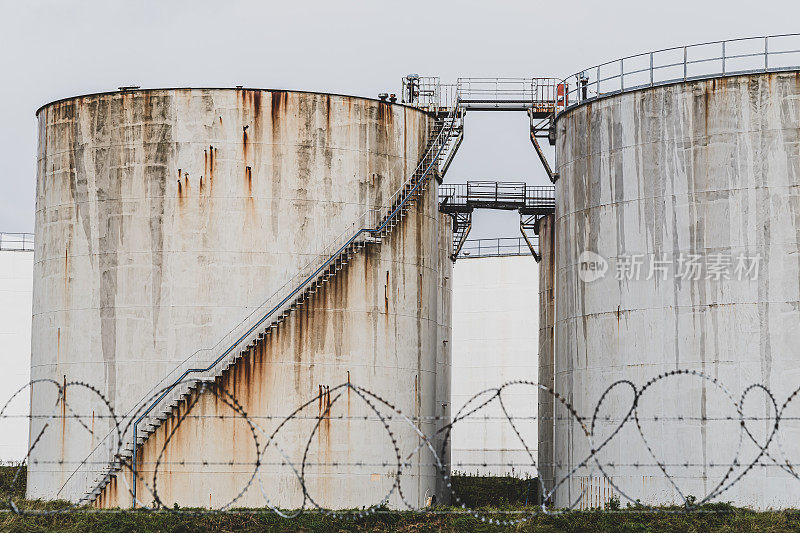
[550,69,800,509]
[450,242,539,480]
[0,233,34,463]
[30,88,452,509]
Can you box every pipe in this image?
[529,131,558,183]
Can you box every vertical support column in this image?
[537,213,556,503]
[434,205,454,506]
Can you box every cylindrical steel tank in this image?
[30,88,452,509]
[551,71,800,508]
[450,253,539,479]
[0,237,34,463]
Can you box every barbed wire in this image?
[4,369,800,523]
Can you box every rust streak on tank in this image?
[177,168,185,208]
[377,100,393,125]
[319,385,332,445]
[271,90,287,146]
[249,90,263,148]
[253,90,262,118]
[203,146,216,189]
[271,91,286,126]
[324,94,331,130]
[209,146,215,181]
[241,349,252,407]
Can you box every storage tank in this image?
[0,233,34,463]
[550,69,800,508]
[450,243,538,480]
[30,88,452,509]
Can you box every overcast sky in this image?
[0,0,796,237]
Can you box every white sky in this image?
[0,0,796,237]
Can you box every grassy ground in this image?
[7,507,800,533]
[4,466,800,532]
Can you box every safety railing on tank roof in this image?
[0,232,34,251]
[401,76,459,110]
[60,92,465,507]
[556,33,800,114]
[457,237,534,259]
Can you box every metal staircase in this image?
[65,99,465,508]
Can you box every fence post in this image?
[650,52,654,86]
[620,59,624,91]
[596,66,600,99]
[683,46,688,80]
[765,36,769,71]
[722,41,726,75]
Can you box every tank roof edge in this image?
[35,87,429,117]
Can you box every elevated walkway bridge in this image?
[400,76,563,182]
[455,237,537,260]
[400,77,561,262]
[439,181,554,261]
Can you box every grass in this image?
[3,466,800,532]
[450,472,540,507]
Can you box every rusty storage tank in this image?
[29,88,452,509]
[548,52,800,508]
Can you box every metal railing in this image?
[439,181,555,212]
[457,237,534,259]
[401,76,459,110]
[558,33,800,114]
[456,78,561,111]
[402,76,561,112]
[0,233,34,251]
